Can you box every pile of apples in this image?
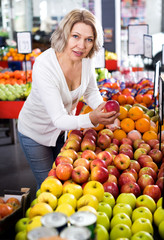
[0,197,21,219]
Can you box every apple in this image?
[119,143,133,151]
[132,206,153,223]
[137,174,154,190]
[156,177,164,191]
[36,189,41,198]
[71,166,89,184]
[138,167,157,181]
[110,212,132,229]
[55,202,75,217]
[40,178,63,198]
[78,205,97,216]
[56,162,73,181]
[105,148,118,156]
[98,201,112,219]
[95,146,102,154]
[64,139,81,152]
[96,212,110,230]
[107,174,117,184]
[77,193,98,210]
[103,182,119,199]
[90,166,109,184]
[55,155,73,166]
[98,128,114,139]
[120,182,141,197]
[15,218,30,233]
[97,150,113,166]
[29,202,53,219]
[109,223,131,240]
[146,139,159,149]
[123,168,138,181]
[83,132,97,142]
[142,161,158,173]
[112,138,120,146]
[107,165,120,178]
[138,143,151,153]
[129,160,141,173]
[104,99,120,113]
[48,168,57,178]
[133,139,145,149]
[90,158,107,170]
[154,142,164,151]
[58,149,78,161]
[137,155,153,167]
[113,153,130,170]
[116,193,136,209]
[77,152,82,158]
[120,137,133,146]
[97,134,111,150]
[143,184,161,202]
[154,206,164,227]
[15,230,27,240]
[81,138,96,151]
[94,224,109,240]
[159,220,164,240]
[73,158,90,170]
[118,172,136,187]
[131,218,153,235]
[108,143,119,152]
[81,149,97,160]
[131,231,154,240]
[37,192,57,210]
[68,133,82,143]
[70,129,83,138]
[62,179,76,187]
[63,183,83,200]
[133,148,147,160]
[148,148,163,163]
[119,148,134,159]
[83,128,97,138]
[157,197,163,208]
[136,194,156,213]
[102,192,115,209]
[83,180,104,202]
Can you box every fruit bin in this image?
[0,188,30,235]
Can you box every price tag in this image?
[154,61,161,98]
[17,31,32,54]
[144,34,152,59]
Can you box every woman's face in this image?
[64,22,94,60]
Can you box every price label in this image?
[144,34,152,59]
[154,61,161,98]
[17,32,32,54]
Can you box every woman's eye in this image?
[73,35,78,38]
[87,38,93,42]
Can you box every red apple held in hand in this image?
[138,167,157,181]
[90,158,107,171]
[146,139,159,149]
[55,156,73,166]
[90,166,109,184]
[129,160,141,173]
[120,182,141,197]
[138,143,151,153]
[142,161,158,173]
[107,165,120,178]
[56,162,73,181]
[148,149,163,164]
[156,177,164,191]
[107,174,118,184]
[81,138,96,152]
[97,151,113,166]
[137,155,153,167]
[81,149,97,161]
[103,181,119,199]
[104,100,120,113]
[119,148,134,160]
[71,166,89,184]
[97,134,111,150]
[137,174,155,191]
[113,153,131,170]
[120,137,133,146]
[118,172,136,187]
[73,158,90,171]
[143,184,161,202]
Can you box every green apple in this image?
[30,198,38,207]
[15,217,29,233]
[115,239,129,240]
[36,188,41,197]
[132,206,153,223]
[26,216,42,232]
[113,203,132,218]
[116,193,136,209]
[15,230,27,240]
[102,192,115,208]
[154,206,164,227]
[98,202,112,219]
[131,231,153,240]
[157,197,163,208]
[94,224,109,240]
[109,223,131,240]
[158,220,164,239]
[96,211,110,230]
[37,192,58,210]
[110,212,132,229]
[135,195,156,213]
[131,218,153,235]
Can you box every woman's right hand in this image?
[89,102,120,127]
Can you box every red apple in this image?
[123,168,138,181]
[129,160,141,173]
[95,146,102,154]
[70,129,83,138]
[83,133,97,143]
[107,165,120,178]
[112,138,120,146]
[97,151,113,166]
[81,138,96,152]
[118,172,136,187]
[108,143,119,152]
[97,134,111,150]
[56,162,73,181]
[107,174,118,184]
[156,177,164,191]
[120,182,141,197]
[83,128,97,138]
[90,158,107,171]
[73,158,90,170]
[148,149,163,164]
[55,156,73,166]
[146,139,159,149]
[68,133,82,143]
[119,148,134,159]
[137,155,153,167]
[90,166,109,184]
[48,169,57,178]
[158,168,164,178]
[62,179,76,187]
[142,161,158,173]
[133,139,145,149]
[113,153,131,170]
[105,148,118,156]
[119,143,133,151]
[120,137,133,146]
[134,148,147,160]
[138,167,157,181]
[81,149,97,161]
[98,128,114,139]
[143,184,161,202]
[137,174,155,190]
[154,143,164,151]
[103,181,119,199]
[138,143,151,153]
[71,166,89,184]
[104,100,120,113]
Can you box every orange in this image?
[117,94,127,105]
[142,94,153,105]
[93,124,104,131]
[118,106,128,120]
[142,130,158,142]
[135,95,143,103]
[135,118,150,133]
[126,96,134,105]
[128,106,144,121]
[120,118,135,133]
[121,88,132,96]
[150,126,158,133]
[113,129,127,141]
[143,113,150,120]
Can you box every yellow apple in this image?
[37,192,57,210]
[154,206,164,227]
[157,197,163,208]
[136,195,156,213]
[83,180,104,202]
[63,183,83,200]
[55,203,75,217]
[116,193,136,210]
[26,216,42,232]
[77,194,99,210]
[58,193,77,209]
[58,149,78,161]
[78,205,98,216]
[159,220,164,239]
[29,202,53,219]
[131,218,153,235]
[40,178,63,198]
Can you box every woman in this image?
[18,8,119,189]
